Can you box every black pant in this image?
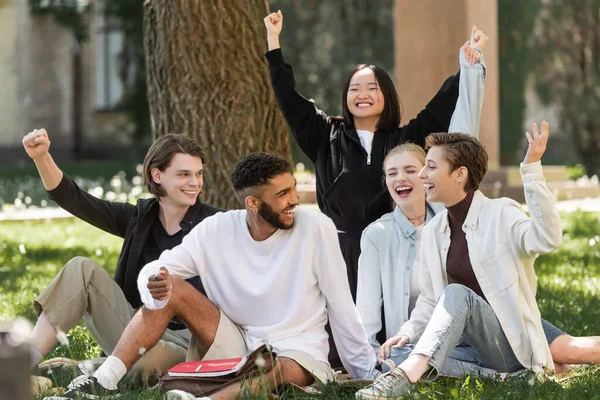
[327,232,386,370]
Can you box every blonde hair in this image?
[383,143,426,171]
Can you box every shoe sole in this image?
[356,393,406,400]
[43,394,122,399]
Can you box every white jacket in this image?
[399,161,563,373]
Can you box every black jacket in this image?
[48,175,221,308]
[267,49,459,235]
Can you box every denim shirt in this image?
[356,203,442,351]
[356,47,486,352]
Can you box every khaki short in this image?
[186,310,334,385]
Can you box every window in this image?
[94,1,124,110]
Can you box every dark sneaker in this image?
[43,375,121,399]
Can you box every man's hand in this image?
[147,267,172,301]
[378,334,410,361]
[22,129,51,160]
[523,121,549,165]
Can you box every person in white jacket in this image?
[356,122,563,399]
[357,144,600,383]
[49,152,378,400]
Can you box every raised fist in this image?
[22,129,51,160]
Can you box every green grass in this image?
[1,214,600,399]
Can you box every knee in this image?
[273,357,313,387]
[444,284,471,300]
[168,277,197,307]
[63,256,102,276]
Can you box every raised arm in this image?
[315,217,379,379]
[448,28,488,136]
[22,129,134,237]
[356,229,385,352]
[264,11,330,161]
[23,129,63,191]
[505,121,563,256]
[401,25,488,147]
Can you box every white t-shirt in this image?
[356,129,375,156]
[137,207,378,379]
[408,223,425,315]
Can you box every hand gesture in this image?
[147,267,172,301]
[378,334,410,361]
[22,129,51,160]
[264,10,283,36]
[470,24,489,52]
[462,25,489,66]
[523,121,549,164]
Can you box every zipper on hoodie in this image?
[367,154,371,165]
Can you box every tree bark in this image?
[143,0,291,210]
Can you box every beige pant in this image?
[187,310,335,386]
[34,257,191,384]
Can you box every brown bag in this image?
[157,344,277,397]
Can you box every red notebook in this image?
[168,356,249,377]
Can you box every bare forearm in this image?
[267,34,280,51]
[33,154,63,191]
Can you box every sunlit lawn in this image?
[1,213,599,399]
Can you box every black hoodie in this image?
[267,49,459,235]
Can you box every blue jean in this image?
[385,284,567,379]
[384,338,499,379]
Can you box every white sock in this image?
[30,347,43,368]
[93,356,127,390]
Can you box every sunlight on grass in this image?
[1,213,599,399]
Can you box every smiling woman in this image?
[263,11,488,308]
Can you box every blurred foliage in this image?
[532,0,600,177]
[565,164,587,180]
[28,0,91,41]
[498,0,540,166]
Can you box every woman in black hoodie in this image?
[263,10,486,300]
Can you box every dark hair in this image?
[231,153,293,193]
[425,133,488,192]
[143,134,205,197]
[341,64,401,132]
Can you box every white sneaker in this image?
[166,389,210,400]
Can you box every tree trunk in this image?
[143,0,291,210]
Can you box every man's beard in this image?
[258,201,293,230]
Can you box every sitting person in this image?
[22,130,220,382]
[358,142,600,382]
[357,41,600,379]
[49,152,379,400]
[356,123,570,399]
[356,33,497,378]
